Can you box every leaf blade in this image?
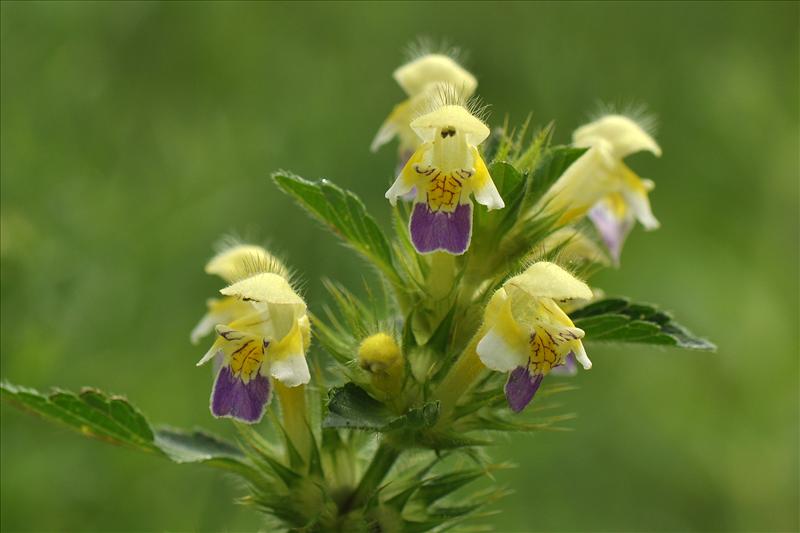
[571,299,715,351]
[1,382,250,470]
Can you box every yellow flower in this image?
[538,114,661,263]
[385,98,504,255]
[194,251,311,424]
[476,262,592,412]
[372,53,477,159]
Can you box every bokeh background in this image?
[1,2,798,531]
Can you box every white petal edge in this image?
[476,327,527,372]
[385,176,414,206]
[270,353,311,387]
[573,342,592,370]
[190,313,217,345]
[371,120,398,153]
[473,179,505,210]
[197,345,221,367]
[621,187,660,230]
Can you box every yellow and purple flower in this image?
[385,97,504,255]
[476,262,592,412]
[538,114,661,264]
[194,250,310,424]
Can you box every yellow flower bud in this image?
[357,333,404,398]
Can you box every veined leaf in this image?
[1,382,251,473]
[323,383,439,433]
[322,383,393,430]
[570,298,716,351]
[155,427,242,462]
[272,171,400,283]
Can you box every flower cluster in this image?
[192,47,664,423]
[2,39,714,533]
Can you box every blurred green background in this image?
[1,1,797,531]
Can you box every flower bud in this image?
[357,333,404,398]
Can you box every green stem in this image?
[275,383,310,464]
[426,252,456,300]
[435,335,486,423]
[342,441,401,513]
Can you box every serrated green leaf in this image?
[1,382,250,473]
[154,428,255,480]
[154,427,244,463]
[571,298,716,350]
[384,401,440,432]
[570,314,634,337]
[323,383,393,430]
[570,297,630,317]
[323,383,440,434]
[4,383,159,450]
[272,172,400,283]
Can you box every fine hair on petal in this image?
[589,99,659,138]
[403,36,467,65]
[513,255,589,303]
[213,234,297,288]
[414,82,491,125]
